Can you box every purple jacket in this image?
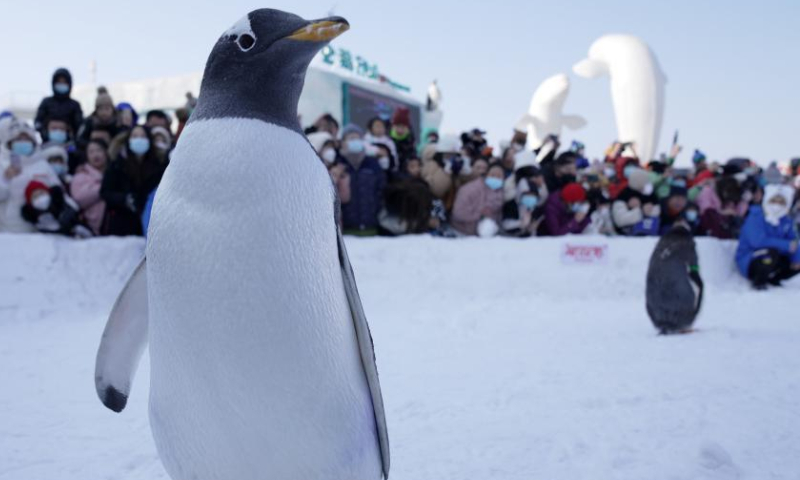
[539,192,591,236]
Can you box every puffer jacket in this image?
[34,68,84,139]
[340,155,386,233]
[451,177,504,236]
[735,206,800,276]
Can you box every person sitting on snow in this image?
[20,180,91,237]
[736,184,800,290]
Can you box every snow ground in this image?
[1,233,799,480]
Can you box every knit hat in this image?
[95,86,114,110]
[391,107,411,127]
[41,144,68,161]
[561,183,587,203]
[340,123,364,139]
[763,162,784,185]
[6,120,38,146]
[25,181,49,204]
[117,102,139,125]
[692,149,707,164]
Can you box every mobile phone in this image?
[10,155,21,169]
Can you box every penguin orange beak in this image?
[286,18,349,42]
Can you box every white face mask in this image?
[32,194,51,211]
[321,148,337,164]
[378,156,390,170]
[764,202,789,225]
[642,183,654,196]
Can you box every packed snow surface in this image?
[1,233,798,480]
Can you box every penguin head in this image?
[192,9,349,131]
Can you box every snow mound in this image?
[2,234,798,480]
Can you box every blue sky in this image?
[1,0,797,164]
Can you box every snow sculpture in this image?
[515,73,586,149]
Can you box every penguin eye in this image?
[237,34,256,52]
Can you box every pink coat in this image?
[70,164,106,235]
[696,184,748,216]
[451,177,504,236]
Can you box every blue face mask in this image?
[672,179,687,188]
[50,162,68,176]
[48,129,68,144]
[520,196,538,209]
[485,177,503,191]
[685,210,698,223]
[11,140,34,157]
[346,139,365,154]
[623,165,636,179]
[54,83,70,95]
[129,137,150,155]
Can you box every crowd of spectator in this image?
[2,68,799,290]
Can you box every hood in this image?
[52,68,73,96]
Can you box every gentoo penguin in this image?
[94,9,390,480]
[646,222,704,334]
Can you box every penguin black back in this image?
[646,224,703,334]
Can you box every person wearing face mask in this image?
[583,186,616,236]
[540,182,591,236]
[41,144,71,186]
[71,139,110,235]
[337,124,386,236]
[150,126,174,156]
[451,162,505,236]
[373,144,396,174]
[502,170,544,237]
[20,180,91,237]
[76,87,120,150]
[34,68,84,140]
[100,126,168,236]
[611,168,661,236]
[544,152,579,193]
[0,122,64,233]
[42,117,85,174]
[364,118,397,166]
[736,184,800,290]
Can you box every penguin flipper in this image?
[337,231,390,479]
[95,257,149,413]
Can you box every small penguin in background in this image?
[94,9,389,480]
[426,79,441,111]
[646,219,704,334]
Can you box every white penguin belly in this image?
[146,119,381,480]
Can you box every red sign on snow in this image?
[561,244,609,265]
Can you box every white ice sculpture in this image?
[573,34,666,162]
[515,73,586,149]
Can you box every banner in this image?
[561,243,609,265]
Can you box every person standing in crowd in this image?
[338,124,385,236]
[0,122,63,233]
[659,183,691,233]
[378,157,435,236]
[101,126,168,236]
[544,152,579,193]
[41,117,82,174]
[117,103,138,131]
[451,162,505,236]
[304,113,340,138]
[34,68,83,140]
[420,134,458,203]
[612,168,661,235]
[70,139,109,235]
[41,144,71,186]
[540,182,591,236]
[364,117,397,164]
[145,110,172,133]
[77,87,119,149]
[390,107,416,169]
[150,126,173,155]
[736,184,800,290]
[696,170,749,239]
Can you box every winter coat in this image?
[391,131,417,168]
[451,177,504,236]
[0,153,63,233]
[100,150,167,236]
[420,144,453,199]
[70,163,106,235]
[539,191,591,236]
[696,183,748,216]
[34,69,84,138]
[340,155,386,233]
[735,206,800,277]
[612,187,661,234]
[21,185,87,236]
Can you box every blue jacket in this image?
[340,155,386,232]
[735,206,800,276]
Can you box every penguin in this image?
[646,222,704,334]
[426,79,441,111]
[94,9,389,480]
